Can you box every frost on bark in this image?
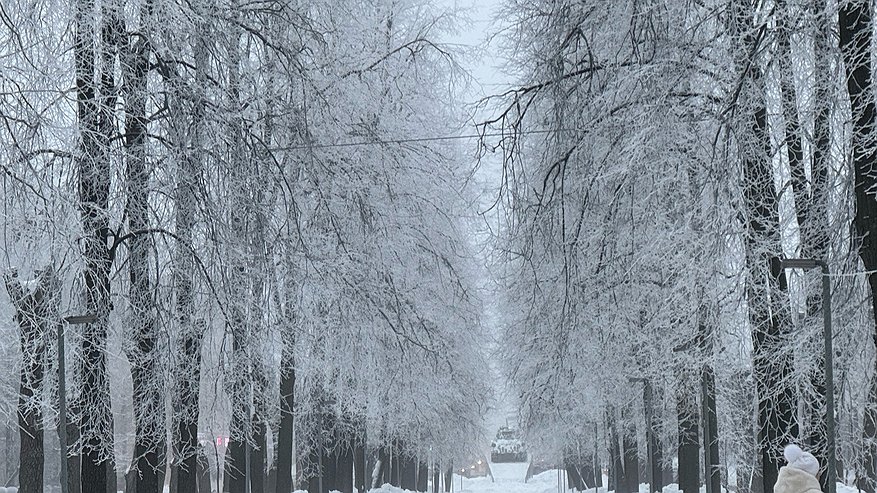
[121,2,165,490]
[621,405,639,493]
[165,13,208,493]
[677,371,699,493]
[4,267,59,493]
[74,0,117,488]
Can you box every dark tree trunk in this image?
[644,382,664,493]
[304,446,322,493]
[74,0,117,489]
[443,466,452,493]
[66,416,81,493]
[840,1,877,491]
[608,408,624,493]
[5,269,58,493]
[374,448,389,488]
[224,16,251,493]
[325,448,338,493]
[417,462,428,492]
[252,418,267,493]
[702,366,720,493]
[566,462,582,491]
[433,467,440,493]
[225,438,247,493]
[173,321,205,493]
[729,1,798,491]
[354,436,366,493]
[197,448,212,493]
[581,459,596,490]
[748,103,797,493]
[749,140,798,493]
[276,363,295,493]
[622,406,639,493]
[780,0,832,488]
[400,453,417,491]
[160,14,206,493]
[336,447,354,493]
[390,443,402,487]
[677,378,699,493]
[18,329,45,492]
[122,6,165,490]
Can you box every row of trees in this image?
[486,0,877,493]
[0,0,490,492]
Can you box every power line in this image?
[271,128,570,151]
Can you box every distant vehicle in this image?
[490,426,527,463]
[458,457,490,478]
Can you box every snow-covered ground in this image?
[354,460,863,493]
[192,459,862,493]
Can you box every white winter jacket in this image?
[774,466,822,493]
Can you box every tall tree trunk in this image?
[644,382,664,493]
[417,461,428,492]
[702,365,720,493]
[839,1,877,491]
[223,12,251,493]
[249,193,269,493]
[252,416,267,493]
[390,441,402,487]
[164,14,208,493]
[122,4,164,490]
[608,408,624,493]
[74,0,117,488]
[745,77,797,493]
[400,453,416,491]
[354,435,366,493]
[323,447,337,493]
[566,460,582,492]
[622,406,639,493]
[731,1,798,491]
[336,447,354,493]
[777,1,834,487]
[5,268,58,493]
[374,447,390,488]
[801,4,832,490]
[677,373,699,493]
[66,414,81,493]
[276,359,295,493]
[432,466,440,493]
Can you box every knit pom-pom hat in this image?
[784,444,820,477]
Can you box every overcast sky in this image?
[437,0,509,108]
[433,0,523,443]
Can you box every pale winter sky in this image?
[438,0,509,110]
[436,0,522,446]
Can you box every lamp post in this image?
[60,314,96,493]
[780,258,835,493]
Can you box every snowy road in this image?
[453,462,561,493]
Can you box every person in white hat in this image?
[775,444,823,493]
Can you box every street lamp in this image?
[780,258,835,493]
[60,314,96,493]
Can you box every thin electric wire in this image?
[271,128,572,151]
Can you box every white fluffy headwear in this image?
[784,444,820,477]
